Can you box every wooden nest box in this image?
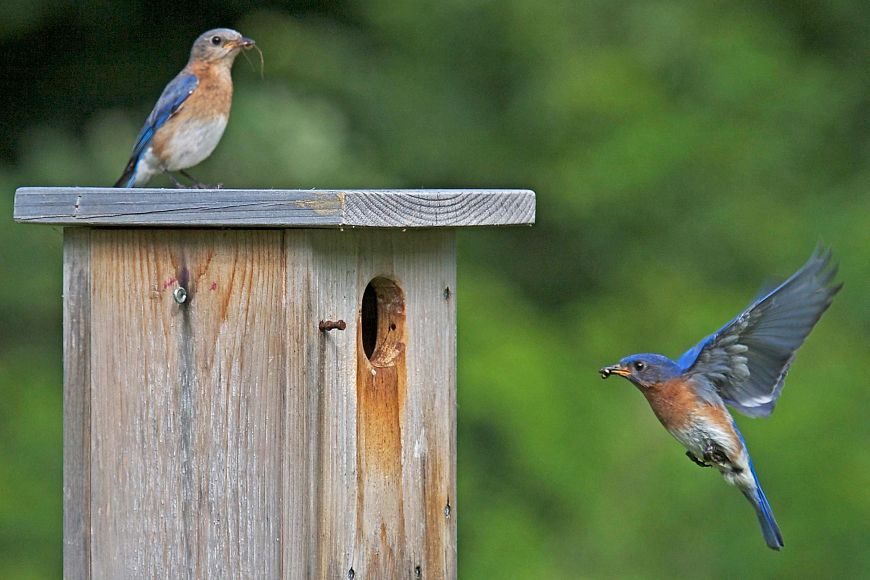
[14,187,536,579]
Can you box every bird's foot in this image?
[686,451,712,468]
[179,170,221,189]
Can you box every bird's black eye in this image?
[633,361,646,372]
[211,36,222,45]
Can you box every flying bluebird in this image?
[114,28,255,188]
[599,248,841,550]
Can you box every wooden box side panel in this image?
[64,228,457,579]
[85,229,286,578]
[283,230,457,579]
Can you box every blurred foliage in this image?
[1,0,868,577]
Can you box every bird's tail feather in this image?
[742,468,784,550]
[732,422,784,550]
[114,157,138,188]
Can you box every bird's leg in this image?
[685,451,712,468]
[179,169,222,189]
[702,442,731,467]
[161,168,188,189]
[178,169,205,188]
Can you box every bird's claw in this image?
[686,451,712,468]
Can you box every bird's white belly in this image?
[164,115,228,170]
[669,422,713,458]
[133,148,161,186]
[669,416,752,487]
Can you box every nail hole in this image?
[443,286,451,300]
[360,277,405,367]
[347,568,355,579]
[415,565,422,578]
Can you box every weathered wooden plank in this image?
[393,232,457,579]
[87,230,285,578]
[283,230,457,579]
[13,188,535,228]
[63,228,92,580]
[283,230,359,579]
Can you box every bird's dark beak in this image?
[599,364,630,379]
[229,37,256,50]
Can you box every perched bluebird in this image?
[599,248,841,550]
[114,28,255,188]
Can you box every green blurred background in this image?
[1,1,868,577]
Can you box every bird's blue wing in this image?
[679,247,841,418]
[129,73,199,163]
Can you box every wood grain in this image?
[14,188,535,228]
[87,229,285,578]
[63,228,92,580]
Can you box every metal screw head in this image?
[173,286,188,304]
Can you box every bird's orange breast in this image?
[184,61,234,119]
[640,377,700,430]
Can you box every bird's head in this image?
[190,28,255,64]
[599,353,681,389]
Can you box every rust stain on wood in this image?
[355,277,408,571]
[358,363,405,472]
[422,447,446,575]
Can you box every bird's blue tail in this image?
[742,464,784,550]
[732,424,784,550]
[114,156,139,188]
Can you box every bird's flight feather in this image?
[679,247,841,418]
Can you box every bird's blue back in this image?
[121,73,198,185]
